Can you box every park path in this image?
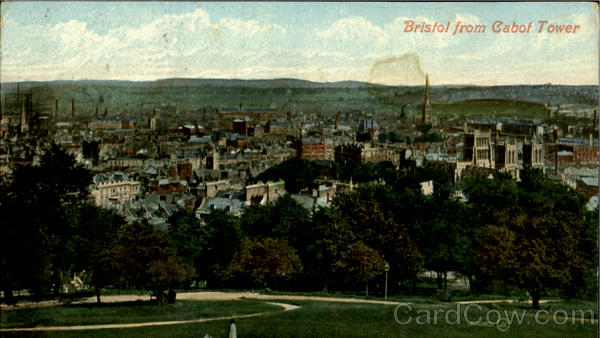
[2,292,575,332]
[0,292,407,332]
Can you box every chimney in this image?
[548,108,553,119]
[71,99,75,123]
[594,109,598,132]
[54,99,59,122]
[589,133,593,146]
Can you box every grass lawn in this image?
[0,299,278,329]
[1,298,596,337]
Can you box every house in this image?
[91,172,140,207]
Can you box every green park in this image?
[1,147,597,337]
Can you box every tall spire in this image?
[54,98,59,123]
[422,74,430,124]
[71,99,75,124]
[20,96,27,133]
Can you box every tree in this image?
[337,242,385,296]
[331,189,423,292]
[168,209,206,273]
[476,206,589,309]
[106,222,194,304]
[252,158,319,193]
[67,204,125,303]
[226,238,302,289]
[0,144,92,300]
[198,209,244,287]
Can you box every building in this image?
[218,106,276,122]
[356,119,380,142]
[88,120,134,130]
[233,117,251,136]
[265,121,291,135]
[335,143,399,165]
[244,180,286,206]
[91,172,140,207]
[494,139,518,178]
[300,138,334,161]
[463,130,493,168]
[170,162,193,181]
[550,137,599,165]
[522,139,545,170]
[149,109,160,130]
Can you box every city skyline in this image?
[1,2,598,85]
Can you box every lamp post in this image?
[384,262,390,300]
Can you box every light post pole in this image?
[384,262,390,300]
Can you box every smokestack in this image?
[54,99,59,122]
[71,99,75,124]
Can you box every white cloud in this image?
[316,16,389,45]
[1,9,290,81]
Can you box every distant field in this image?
[430,100,548,120]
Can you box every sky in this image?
[1,2,598,85]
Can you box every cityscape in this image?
[0,2,598,337]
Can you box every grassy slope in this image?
[2,299,596,337]
[0,300,277,329]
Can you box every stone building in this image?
[335,143,399,165]
[91,172,140,207]
[244,180,285,206]
[494,139,518,178]
[522,139,545,170]
[463,130,493,168]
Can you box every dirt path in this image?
[177,291,408,306]
[1,291,408,311]
[1,292,569,332]
[0,292,408,332]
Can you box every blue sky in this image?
[1,2,598,85]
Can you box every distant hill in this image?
[0,78,597,119]
[0,78,389,90]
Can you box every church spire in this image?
[422,74,430,124]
